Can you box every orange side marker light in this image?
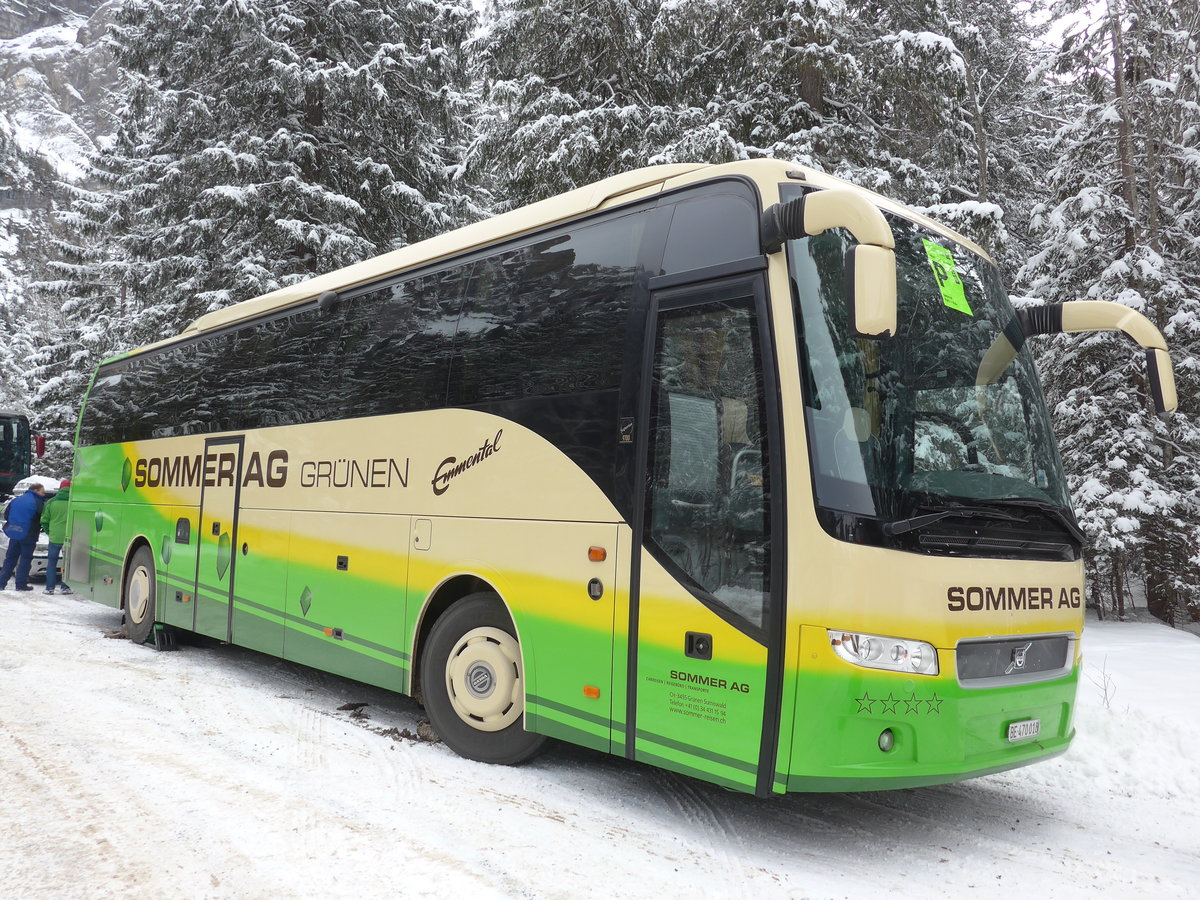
[583,685,601,699]
[323,627,334,637]
[588,546,607,562]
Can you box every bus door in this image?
[630,271,785,795]
[193,436,244,641]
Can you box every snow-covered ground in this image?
[0,589,1196,899]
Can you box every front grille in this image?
[957,635,1072,685]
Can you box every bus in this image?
[65,159,1176,796]
[1,411,35,499]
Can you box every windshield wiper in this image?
[983,498,1087,545]
[882,505,1026,536]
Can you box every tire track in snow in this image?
[646,769,753,898]
[0,719,154,898]
[290,692,327,861]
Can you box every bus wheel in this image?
[421,593,547,765]
[124,546,157,645]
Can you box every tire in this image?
[420,593,547,765]
[124,546,157,645]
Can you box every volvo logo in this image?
[1004,642,1033,675]
[466,662,495,698]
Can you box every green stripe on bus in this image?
[527,693,613,730]
[633,749,753,792]
[530,715,610,754]
[91,547,412,664]
[276,609,410,662]
[634,728,758,775]
[281,626,408,690]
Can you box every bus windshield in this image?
[787,197,1071,530]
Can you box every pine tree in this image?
[90,0,478,336]
[28,0,479,470]
[0,117,48,419]
[1,119,25,409]
[468,0,668,205]
[469,0,1048,270]
[1021,0,1200,622]
[821,0,1050,269]
[647,0,856,166]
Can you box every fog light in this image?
[878,729,895,753]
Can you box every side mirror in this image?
[847,245,898,338]
[978,301,1178,415]
[35,435,45,457]
[761,189,897,339]
[1146,348,1177,414]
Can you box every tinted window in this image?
[79,266,472,446]
[79,206,650,446]
[235,308,343,429]
[660,193,759,275]
[448,213,645,407]
[81,357,158,445]
[341,266,470,417]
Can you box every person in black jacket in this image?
[0,482,47,591]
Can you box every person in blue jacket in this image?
[0,481,47,591]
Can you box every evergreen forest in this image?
[0,0,1197,625]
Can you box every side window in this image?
[145,345,195,437]
[228,315,311,431]
[82,357,161,444]
[79,368,124,446]
[197,330,254,433]
[199,305,351,432]
[341,265,471,417]
[660,193,759,275]
[645,298,771,629]
[448,213,644,406]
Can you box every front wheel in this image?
[420,593,547,765]
[124,546,157,645]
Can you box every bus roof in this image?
[131,159,993,356]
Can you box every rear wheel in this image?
[124,546,157,645]
[420,593,547,765]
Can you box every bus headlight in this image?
[829,630,939,676]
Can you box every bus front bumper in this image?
[779,625,1078,793]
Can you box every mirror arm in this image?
[761,189,898,339]
[981,302,1177,414]
[761,190,894,254]
[1015,305,1062,338]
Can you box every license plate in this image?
[1007,718,1041,742]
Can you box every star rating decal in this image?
[853,691,946,716]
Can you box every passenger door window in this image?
[644,298,771,628]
